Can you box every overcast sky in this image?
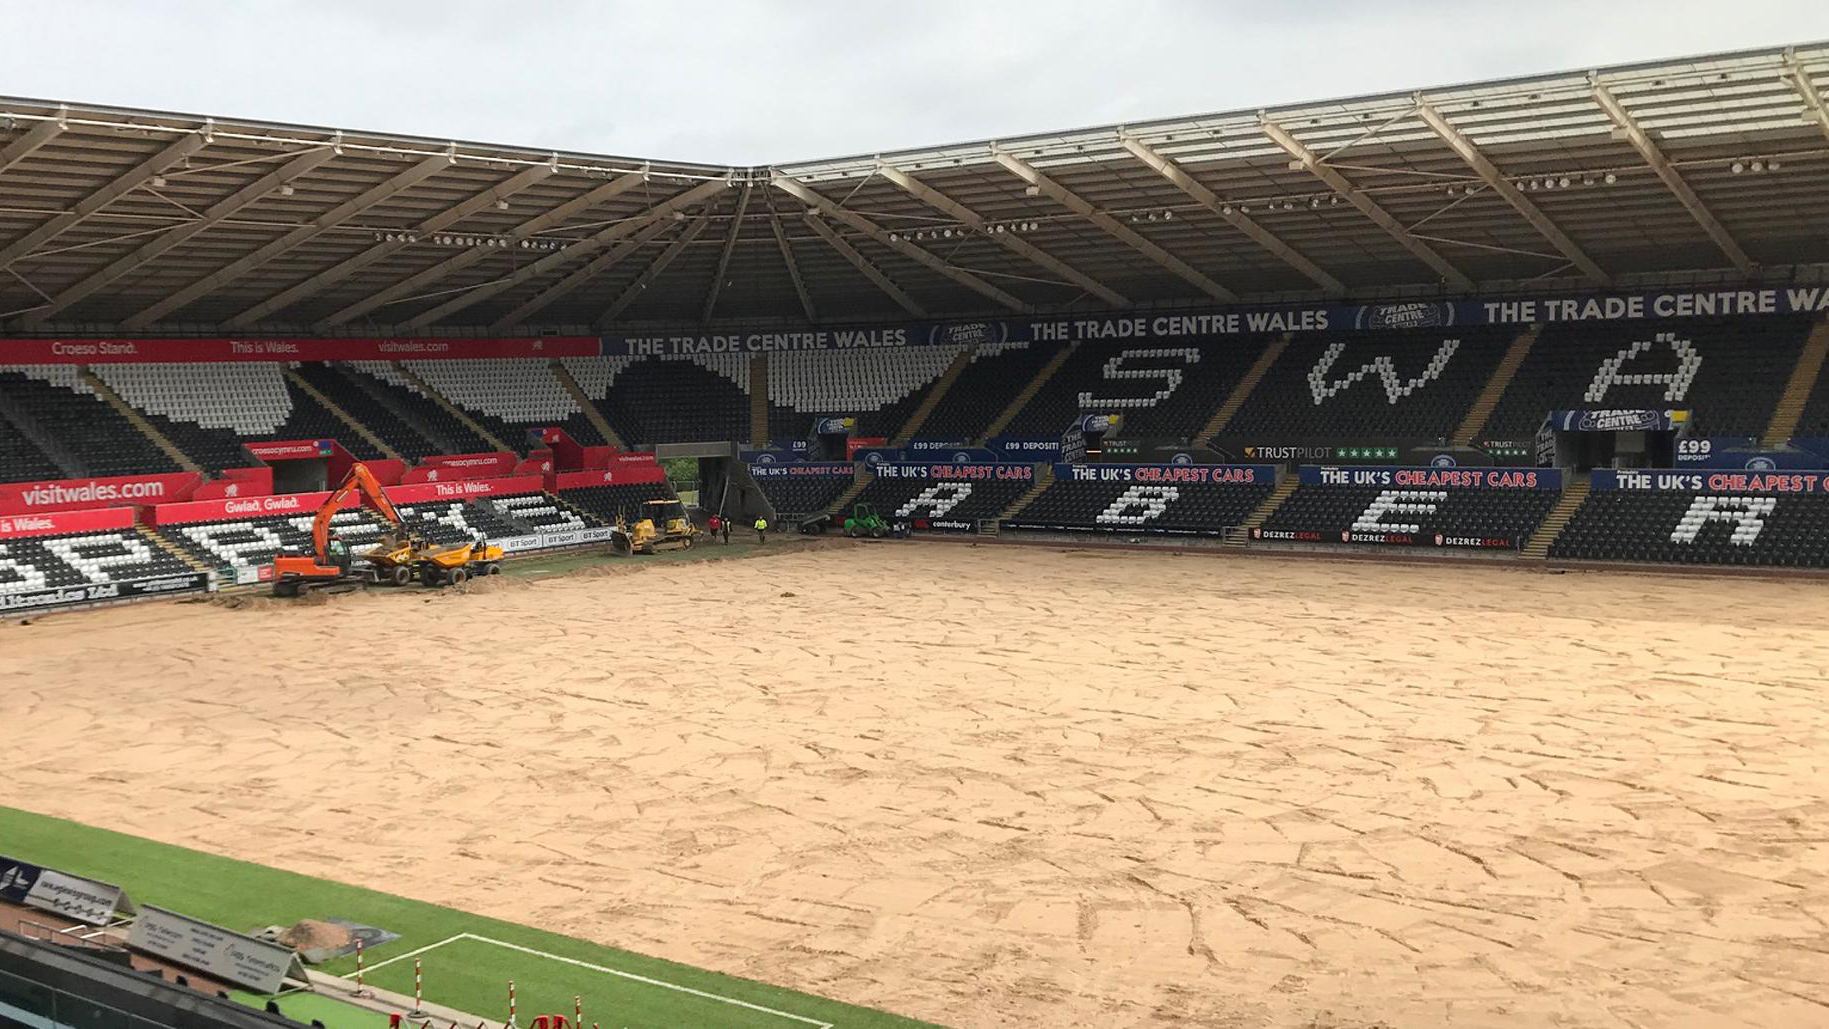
[4,0,1827,165]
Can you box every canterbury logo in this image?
[1309,339,1460,405]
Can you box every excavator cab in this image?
[271,463,404,597]
[325,537,352,574]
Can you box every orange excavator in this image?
[271,463,404,597]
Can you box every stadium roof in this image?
[2,41,1828,336]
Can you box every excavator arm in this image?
[310,463,403,564]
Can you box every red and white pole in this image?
[507,979,516,1028]
[412,958,424,1015]
[354,938,366,996]
[573,996,581,1029]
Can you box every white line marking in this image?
[460,933,834,1029]
[340,933,465,977]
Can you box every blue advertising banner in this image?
[1299,465,1563,490]
[985,437,1066,461]
[1674,438,1829,470]
[870,462,1037,482]
[600,287,1829,356]
[741,449,806,464]
[1546,409,1689,432]
[1055,464,1277,485]
[748,462,855,478]
[1591,469,1829,493]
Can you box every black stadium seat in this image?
[916,344,1058,443]
[1000,337,1271,442]
[751,472,854,517]
[558,483,681,524]
[1264,480,1559,548]
[0,367,182,477]
[1550,490,1829,568]
[1009,474,1274,536]
[851,472,1033,530]
[0,530,194,600]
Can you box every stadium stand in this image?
[1000,337,1272,441]
[852,473,1034,529]
[342,363,499,455]
[1550,489,1829,568]
[162,509,394,575]
[559,482,681,524]
[0,399,70,483]
[1482,317,1815,439]
[1008,474,1276,535]
[1225,327,1518,442]
[290,362,445,460]
[0,530,195,597]
[915,343,1058,443]
[752,472,855,517]
[0,367,182,476]
[394,496,556,545]
[403,359,606,447]
[570,355,751,445]
[767,347,963,441]
[1263,482,1560,548]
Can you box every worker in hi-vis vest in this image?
[753,516,768,545]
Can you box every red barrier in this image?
[362,459,406,486]
[243,440,336,461]
[403,452,520,482]
[151,490,353,525]
[0,472,202,514]
[553,466,667,489]
[0,507,137,539]
[0,337,600,364]
[847,436,888,458]
[383,475,546,505]
[193,466,274,501]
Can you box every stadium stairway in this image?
[77,368,202,473]
[390,362,509,452]
[0,391,83,477]
[136,523,211,575]
[1522,475,1591,559]
[338,365,459,454]
[996,464,1056,523]
[282,367,400,461]
[1199,332,1289,440]
[825,468,873,516]
[890,348,975,445]
[1761,317,1829,447]
[978,341,1080,442]
[749,354,769,447]
[1225,474,1300,547]
[1453,324,1542,445]
[550,359,627,449]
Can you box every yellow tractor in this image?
[616,498,698,555]
[364,531,506,587]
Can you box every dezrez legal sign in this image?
[128,905,306,993]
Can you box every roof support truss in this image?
[1412,103,1609,285]
[773,172,1028,312]
[488,219,673,330]
[0,109,66,178]
[597,211,713,328]
[1590,80,1754,274]
[1260,118,1474,291]
[1784,50,1829,142]
[768,202,818,323]
[223,163,553,328]
[1117,135,1343,297]
[801,213,925,317]
[397,177,732,328]
[319,171,649,328]
[0,131,209,274]
[19,146,335,327]
[992,149,1236,301]
[876,162,1128,307]
[124,151,454,328]
[700,184,751,323]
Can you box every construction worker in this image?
[708,513,721,540]
[754,515,768,545]
[721,515,732,545]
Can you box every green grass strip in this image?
[0,806,942,1029]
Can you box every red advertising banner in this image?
[404,452,519,482]
[362,459,406,486]
[243,439,336,461]
[0,507,137,539]
[0,337,601,364]
[0,472,202,514]
[193,466,274,500]
[553,466,668,490]
[382,475,546,505]
[151,490,352,525]
[846,436,888,459]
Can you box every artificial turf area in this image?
[0,806,939,1029]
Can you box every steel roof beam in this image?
[124,151,454,328]
[1117,135,1344,297]
[773,172,1028,312]
[876,162,1129,307]
[488,219,672,330]
[1260,118,1474,291]
[770,211,818,323]
[991,149,1236,302]
[318,171,649,328]
[700,184,751,323]
[1590,80,1753,274]
[0,130,209,273]
[224,163,553,328]
[396,177,731,328]
[1412,103,1610,285]
[1784,50,1829,142]
[19,146,335,327]
[0,109,67,178]
[597,211,713,329]
[801,213,925,317]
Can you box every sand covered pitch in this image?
[5,545,1829,1028]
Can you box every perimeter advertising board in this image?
[0,856,134,924]
[128,906,306,993]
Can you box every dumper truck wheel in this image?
[484,562,501,576]
[448,567,468,586]
[390,566,411,587]
[419,565,438,587]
